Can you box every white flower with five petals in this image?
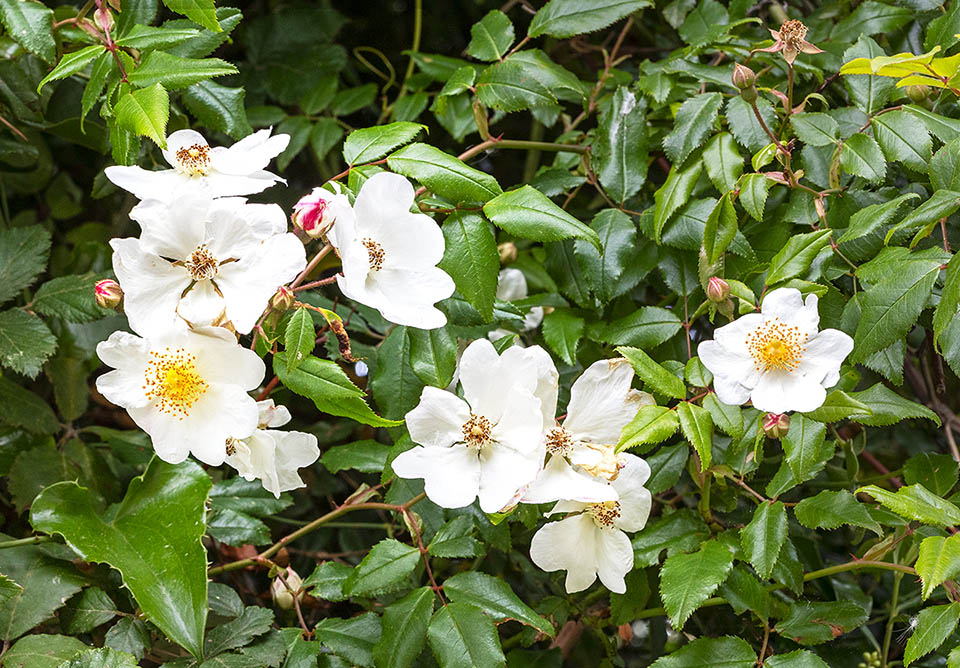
[530,453,652,594]
[225,400,320,498]
[104,129,289,202]
[95,326,265,465]
[328,172,455,329]
[698,287,854,414]
[392,339,557,513]
[112,194,305,335]
[523,358,653,504]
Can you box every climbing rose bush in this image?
[2,1,960,667]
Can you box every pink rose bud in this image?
[95,279,122,309]
[763,412,791,439]
[707,277,730,303]
[292,187,337,239]
[270,286,295,312]
[94,6,113,33]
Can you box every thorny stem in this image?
[208,492,427,575]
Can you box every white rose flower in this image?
[113,195,305,335]
[225,400,320,498]
[391,339,555,513]
[529,453,652,594]
[95,325,265,465]
[104,128,289,202]
[328,172,454,329]
[488,268,544,342]
[698,287,854,414]
[523,358,653,504]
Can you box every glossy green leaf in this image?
[765,229,832,285]
[702,193,738,264]
[662,92,722,167]
[443,571,554,635]
[373,587,435,668]
[0,225,50,307]
[182,80,252,140]
[484,185,601,250]
[0,0,55,62]
[37,45,106,92]
[650,636,755,668]
[427,602,506,668]
[343,122,426,165]
[388,143,501,203]
[836,193,918,243]
[617,346,685,399]
[528,0,651,38]
[114,83,169,148]
[0,309,56,379]
[775,601,868,645]
[466,10,514,61]
[542,309,584,365]
[794,490,881,536]
[857,483,960,527]
[161,0,221,32]
[791,113,839,147]
[284,307,315,372]
[676,402,712,471]
[618,405,680,453]
[740,501,787,580]
[593,86,648,203]
[738,173,771,222]
[1,634,89,668]
[654,161,703,242]
[439,212,499,321]
[659,540,734,628]
[703,133,743,193]
[904,603,960,666]
[342,538,420,597]
[917,535,960,600]
[839,133,886,182]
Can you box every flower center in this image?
[175,143,211,176]
[362,237,385,271]
[545,427,573,456]
[143,347,208,418]
[587,500,621,529]
[745,317,808,373]
[225,437,238,456]
[186,245,219,281]
[462,413,493,448]
[779,19,808,49]
[578,443,622,481]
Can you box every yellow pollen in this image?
[143,347,208,419]
[587,500,621,529]
[185,245,219,281]
[745,317,808,373]
[579,443,622,481]
[462,413,493,448]
[362,237,385,271]
[545,427,573,456]
[175,143,211,176]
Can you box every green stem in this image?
[881,571,903,668]
[396,0,423,101]
[0,535,50,550]
[457,138,589,164]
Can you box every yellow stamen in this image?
[143,347,208,419]
[746,317,808,373]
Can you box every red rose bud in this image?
[292,187,337,239]
[270,286,295,313]
[763,412,791,439]
[95,279,122,310]
[707,277,730,303]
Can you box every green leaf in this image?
[0,376,58,433]
[314,612,381,667]
[370,326,425,421]
[782,415,827,481]
[475,59,557,112]
[703,133,743,193]
[542,309,584,365]
[61,587,117,634]
[161,0,221,32]
[427,516,482,558]
[793,490,882,536]
[764,651,830,668]
[677,402,712,471]
[839,133,886,182]
[81,52,114,128]
[905,603,960,666]
[654,161,703,242]
[127,51,236,90]
[593,86,648,203]
[321,440,390,475]
[34,273,109,322]
[274,352,401,428]
[727,96,777,152]
[30,459,210,659]
[857,483,960,527]
[765,229,832,285]
[427,602,506,668]
[905,452,959,496]
[802,390,872,423]
[0,0,55,62]
[617,346,686,399]
[528,0,650,38]
[105,618,151,660]
[936,252,960,350]
[373,587,435,668]
[703,393,743,439]
[204,606,274,658]
[873,109,931,172]
[847,383,940,426]
[702,193,738,264]
[618,405,680,453]
[408,326,457,388]
[886,190,960,244]
[37,45,106,92]
[342,538,421,597]
[182,80,252,140]
[740,501,787,580]
[303,561,352,603]
[738,173,771,222]
[283,307,315,372]
[843,37,895,115]
[59,647,139,668]
[775,601,869,645]
[343,122,425,165]
[438,213,499,321]
[589,306,683,348]
[659,540,734,628]
[790,113,839,147]
[0,309,56,378]
[467,10,514,61]
[649,636,755,668]
[483,185,601,250]
[443,571,554,635]
[1,635,89,668]
[916,535,960,600]
[310,117,344,162]
[575,209,646,304]
[115,24,200,49]
[388,143,501,204]
[906,104,960,142]
[114,83,170,148]
[662,92,722,167]
[837,193,918,243]
[0,225,50,307]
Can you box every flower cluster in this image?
[394,339,653,593]
[96,129,319,497]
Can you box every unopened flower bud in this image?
[763,412,791,439]
[707,277,730,303]
[94,6,113,33]
[498,241,518,264]
[292,187,337,239]
[732,63,756,90]
[270,286,295,313]
[906,85,930,103]
[95,279,122,309]
[270,567,303,610]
